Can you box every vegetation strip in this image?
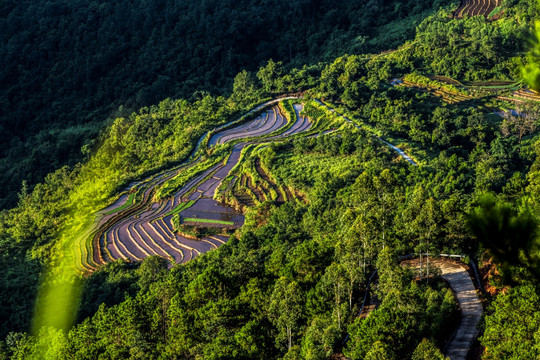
[164,200,195,217]
[182,218,235,225]
[103,192,136,215]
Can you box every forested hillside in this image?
[0,0,446,209]
[2,0,540,359]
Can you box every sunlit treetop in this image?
[522,21,540,92]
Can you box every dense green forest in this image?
[0,0,448,209]
[2,0,540,358]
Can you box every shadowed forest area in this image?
[0,0,446,209]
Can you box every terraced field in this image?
[74,98,421,272]
[396,77,476,105]
[394,76,527,111]
[454,0,499,18]
[497,88,540,103]
[75,99,329,272]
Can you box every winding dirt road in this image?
[403,258,483,360]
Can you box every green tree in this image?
[257,60,284,93]
[468,195,540,283]
[335,227,368,310]
[501,103,540,144]
[375,247,408,302]
[522,21,540,92]
[300,316,340,360]
[365,341,395,360]
[233,70,260,104]
[268,277,304,351]
[412,338,446,360]
[321,263,349,330]
[481,284,540,359]
[136,256,168,292]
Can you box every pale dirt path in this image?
[403,258,483,360]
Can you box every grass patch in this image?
[279,99,297,123]
[164,200,195,217]
[104,192,135,215]
[488,5,502,18]
[272,152,362,192]
[403,73,470,96]
[183,218,235,225]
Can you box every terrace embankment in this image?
[454,0,499,19]
[82,100,332,272]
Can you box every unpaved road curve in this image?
[404,258,483,360]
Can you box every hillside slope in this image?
[2,0,540,359]
[0,0,446,208]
